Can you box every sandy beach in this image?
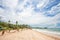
[0,29,60,40]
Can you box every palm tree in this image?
[15,21,19,31]
[8,20,11,32]
[16,21,18,25]
[8,20,10,24]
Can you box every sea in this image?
[46,28,60,32]
[32,28,60,32]
[32,28,60,36]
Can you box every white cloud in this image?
[2,0,18,8]
[37,0,49,8]
[0,8,4,14]
[0,0,60,27]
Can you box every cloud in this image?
[0,0,60,27]
[43,3,60,17]
[42,0,60,11]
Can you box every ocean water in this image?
[32,27,60,32]
[46,28,60,32]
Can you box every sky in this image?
[0,0,60,27]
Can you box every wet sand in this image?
[0,29,60,40]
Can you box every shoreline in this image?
[32,29,60,38]
[32,29,60,35]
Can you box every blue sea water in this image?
[47,28,60,32]
[32,27,60,32]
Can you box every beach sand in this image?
[0,29,60,40]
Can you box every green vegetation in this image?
[0,19,31,35]
[0,21,31,31]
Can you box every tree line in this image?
[0,20,31,35]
